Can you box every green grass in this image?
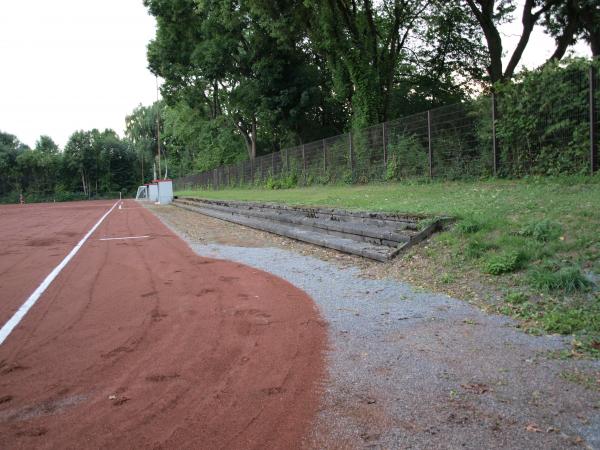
[178,176,600,354]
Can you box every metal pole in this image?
[155,76,162,179]
[492,92,500,176]
[322,139,326,172]
[590,65,598,175]
[427,110,433,179]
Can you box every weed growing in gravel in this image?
[560,369,600,391]
[441,273,455,284]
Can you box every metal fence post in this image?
[492,92,500,176]
[590,64,598,175]
[250,158,254,184]
[272,152,275,176]
[427,110,433,179]
[322,139,327,172]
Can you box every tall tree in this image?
[35,135,59,154]
[63,129,136,196]
[305,0,487,129]
[145,0,343,159]
[0,131,29,196]
[125,103,163,181]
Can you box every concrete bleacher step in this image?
[173,198,449,262]
[176,198,416,246]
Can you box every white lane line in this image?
[99,235,149,241]
[0,200,120,346]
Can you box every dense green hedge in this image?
[495,58,598,176]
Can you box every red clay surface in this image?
[0,200,116,325]
[0,200,325,449]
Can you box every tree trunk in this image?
[466,0,504,83]
[580,8,600,57]
[234,120,254,160]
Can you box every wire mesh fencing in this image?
[174,60,600,192]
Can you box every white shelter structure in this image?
[148,183,159,202]
[157,179,173,204]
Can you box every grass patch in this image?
[463,240,498,259]
[542,305,600,335]
[456,218,484,234]
[505,291,528,305]
[530,263,592,293]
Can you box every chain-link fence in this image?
[174,60,599,191]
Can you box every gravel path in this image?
[150,205,600,449]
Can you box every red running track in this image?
[0,200,325,449]
[0,200,116,326]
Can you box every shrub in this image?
[505,291,528,305]
[495,58,596,176]
[386,133,428,180]
[518,219,563,242]
[264,172,298,190]
[484,251,527,275]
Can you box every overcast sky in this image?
[0,1,158,149]
[0,1,591,149]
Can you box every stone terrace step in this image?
[173,200,399,261]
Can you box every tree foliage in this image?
[0,129,138,202]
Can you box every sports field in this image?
[0,200,324,448]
